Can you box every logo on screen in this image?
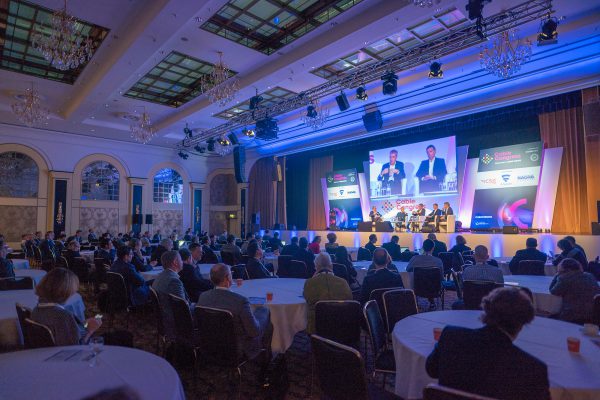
[480,178,496,185]
[501,174,510,183]
[327,176,334,183]
[517,174,535,181]
[530,153,539,162]
[481,154,493,165]
[339,189,344,195]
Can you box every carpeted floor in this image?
[78,286,458,400]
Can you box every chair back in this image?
[277,255,293,273]
[241,254,250,265]
[15,303,32,347]
[357,247,372,261]
[331,263,349,282]
[103,271,129,312]
[286,260,307,278]
[168,294,195,344]
[315,301,361,347]
[368,287,397,330]
[94,258,109,283]
[423,384,498,400]
[221,251,235,266]
[201,250,219,264]
[413,267,443,299]
[310,335,368,400]
[462,280,501,310]
[516,260,545,275]
[59,256,69,269]
[23,318,55,349]
[231,264,249,280]
[462,255,475,264]
[593,294,600,326]
[382,289,418,334]
[0,277,34,290]
[148,287,165,338]
[363,300,387,356]
[7,252,25,259]
[70,257,91,282]
[450,269,463,299]
[194,306,240,367]
[438,252,455,276]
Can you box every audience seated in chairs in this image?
[426,287,551,400]
[303,252,353,334]
[178,246,213,303]
[449,235,471,257]
[0,244,16,279]
[324,233,338,254]
[553,238,588,269]
[31,268,102,345]
[308,236,322,255]
[95,238,115,266]
[549,257,600,324]
[360,248,404,304]
[245,242,274,279]
[40,231,57,262]
[382,236,402,261]
[151,239,173,266]
[364,234,378,255]
[427,233,447,257]
[508,238,548,274]
[294,237,316,277]
[221,234,243,265]
[280,236,300,257]
[199,236,219,264]
[461,245,504,284]
[129,238,153,272]
[406,239,443,274]
[152,250,188,340]
[110,246,150,307]
[334,246,360,290]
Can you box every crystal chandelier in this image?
[201,52,239,107]
[11,85,50,127]
[480,29,532,79]
[31,0,94,71]
[130,111,155,144]
[302,99,329,130]
[413,0,440,7]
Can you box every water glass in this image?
[89,336,104,367]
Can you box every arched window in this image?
[81,161,120,201]
[0,152,39,198]
[153,168,183,204]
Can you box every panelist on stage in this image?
[396,206,408,231]
[440,201,454,221]
[416,144,447,193]
[377,149,406,195]
[425,203,443,223]
[369,206,383,223]
[409,203,426,232]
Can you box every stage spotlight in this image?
[193,144,205,153]
[356,86,368,101]
[381,71,398,96]
[466,0,485,21]
[335,91,350,111]
[243,127,256,138]
[183,123,192,139]
[228,132,240,145]
[207,138,216,152]
[217,135,231,146]
[306,103,318,118]
[177,151,189,160]
[538,16,559,46]
[428,62,443,78]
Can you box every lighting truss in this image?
[179,0,553,149]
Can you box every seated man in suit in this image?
[408,203,426,232]
[269,232,283,252]
[426,287,550,400]
[295,237,316,277]
[152,250,188,340]
[221,234,243,265]
[360,248,404,304]
[439,201,454,222]
[152,230,162,242]
[94,238,114,266]
[40,231,57,261]
[382,235,402,261]
[364,234,378,254]
[416,144,447,193]
[377,149,406,195]
[303,252,352,334]
[395,206,408,231]
[425,203,443,225]
[178,247,213,303]
[151,238,173,266]
[564,235,587,261]
[509,238,548,274]
[87,229,98,243]
[110,246,150,306]
[199,236,219,264]
[369,206,382,223]
[197,263,273,363]
[553,238,587,268]
[281,236,300,257]
[246,242,274,279]
[406,239,443,274]
[462,245,504,284]
[0,245,15,279]
[427,233,447,257]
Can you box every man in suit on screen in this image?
[416,144,447,193]
[377,149,405,195]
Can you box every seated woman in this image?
[31,268,101,345]
[449,235,471,256]
[549,258,600,324]
[324,233,338,255]
[308,236,322,255]
[334,246,359,290]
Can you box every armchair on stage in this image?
[436,214,456,233]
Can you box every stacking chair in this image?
[15,303,32,348]
[515,260,545,276]
[93,258,110,292]
[382,289,418,334]
[357,247,372,261]
[438,252,455,279]
[277,255,293,274]
[369,288,400,333]
[0,277,34,290]
[450,269,463,300]
[315,300,361,348]
[332,263,350,282]
[101,271,130,328]
[221,251,235,266]
[413,267,444,309]
[168,294,200,360]
[23,318,55,349]
[231,264,249,280]
[462,280,501,310]
[423,384,498,400]
[363,300,396,385]
[148,287,168,355]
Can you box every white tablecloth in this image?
[231,278,307,354]
[495,256,557,276]
[141,264,212,281]
[0,345,185,400]
[11,259,30,270]
[392,310,600,400]
[14,269,46,285]
[353,261,412,288]
[504,275,563,315]
[0,290,84,349]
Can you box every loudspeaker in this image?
[251,213,260,225]
[233,146,246,183]
[132,214,142,224]
[592,222,600,235]
[502,226,519,234]
[335,92,350,112]
[597,200,600,222]
[362,110,383,132]
[145,214,153,224]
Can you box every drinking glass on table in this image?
[89,336,104,367]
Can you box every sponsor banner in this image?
[326,169,358,188]
[327,185,360,199]
[326,169,363,228]
[471,186,537,229]
[474,167,540,190]
[477,141,542,172]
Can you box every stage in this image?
[271,230,600,259]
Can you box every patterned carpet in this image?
[77,287,457,400]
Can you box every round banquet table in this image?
[141,264,212,281]
[14,269,46,285]
[495,256,557,276]
[353,261,412,288]
[230,278,307,354]
[392,310,600,400]
[0,345,185,400]
[10,259,30,270]
[504,275,564,315]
